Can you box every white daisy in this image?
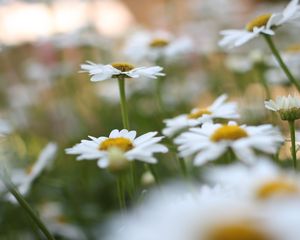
[65,129,168,169]
[1,143,57,201]
[206,160,300,201]
[0,119,12,137]
[80,61,165,82]
[162,94,239,137]
[38,202,86,240]
[103,183,292,240]
[265,95,300,120]
[123,31,193,63]
[219,0,300,48]
[174,122,283,166]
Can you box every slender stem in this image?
[0,173,55,240]
[178,157,188,178]
[255,65,271,99]
[117,77,130,129]
[116,176,126,210]
[288,120,298,170]
[155,76,165,114]
[263,35,300,92]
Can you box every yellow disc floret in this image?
[256,179,299,199]
[246,14,272,32]
[286,43,300,53]
[188,108,212,119]
[149,38,169,48]
[99,137,133,152]
[111,62,135,72]
[210,125,248,142]
[206,222,271,240]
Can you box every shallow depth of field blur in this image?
[1,0,300,239]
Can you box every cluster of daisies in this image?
[104,160,300,240]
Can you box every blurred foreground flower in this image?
[163,94,239,137]
[65,129,168,171]
[0,119,12,137]
[174,122,283,165]
[219,0,300,48]
[103,182,300,240]
[206,160,300,201]
[80,61,165,82]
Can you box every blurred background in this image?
[0,0,297,239]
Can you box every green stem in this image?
[263,35,300,92]
[178,157,188,178]
[255,65,271,99]
[288,120,298,170]
[117,77,130,129]
[0,173,55,240]
[155,76,165,114]
[116,176,126,210]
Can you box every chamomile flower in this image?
[39,202,86,240]
[265,95,300,120]
[123,31,193,63]
[80,61,165,82]
[174,122,283,166]
[219,0,300,48]
[162,94,239,137]
[0,119,12,137]
[65,129,168,170]
[1,143,57,202]
[206,160,300,201]
[103,184,293,240]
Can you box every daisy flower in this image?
[103,183,297,240]
[219,0,300,48]
[123,31,193,63]
[206,160,300,201]
[174,122,283,166]
[65,129,168,170]
[80,61,165,82]
[162,94,239,137]
[265,95,300,120]
[0,119,12,137]
[1,143,57,201]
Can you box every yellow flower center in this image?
[286,44,300,53]
[26,165,33,175]
[56,215,68,224]
[206,222,271,240]
[149,38,169,48]
[188,108,212,119]
[210,125,248,142]
[111,62,135,72]
[99,137,133,152]
[246,14,272,32]
[256,179,299,199]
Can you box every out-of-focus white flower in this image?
[0,119,12,137]
[80,61,165,82]
[206,160,300,201]
[225,55,253,73]
[219,0,300,48]
[123,31,193,63]
[103,183,300,240]
[162,94,239,137]
[1,143,57,201]
[39,202,86,240]
[265,95,300,120]
[65,129,168,169]
[174,122,283,166]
